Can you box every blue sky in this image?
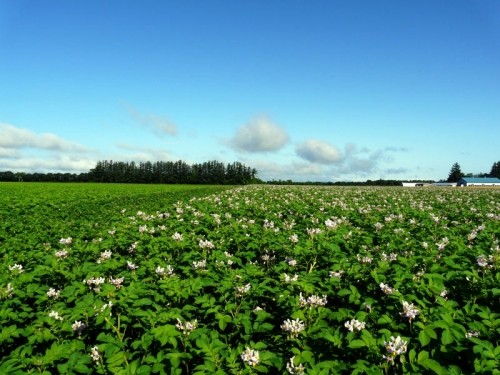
[1,1,499,181]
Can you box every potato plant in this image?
[1,184,499,374]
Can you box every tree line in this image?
[446,161,500,182]
[0,160,259,184]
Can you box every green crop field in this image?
[0,183,498,374]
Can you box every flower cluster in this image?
[286,356,305,374]
[298,292,327,308]
[84,277,105,292]
[172,232,183,241]
[235,283,251,297]
[97,250,112,263]
[465,330,480,338]
[9,264,24,274]
[47,287,61,299]
[192,259,207,270]
[49,310,63,321]
[383,336,408,362]
[90,346,100,363]
[344,319,366,332]
[3,283,14,298]
[54,249,69,259]
[283,273,299,283]
[175,318,198,335]
[401,301,420,321]
[72,320,86,336]
[380,282,396,295]
[281,318,305,339]
[156,265,175,277]
[59,237,73,245]
[381,252,398,262]
[198,239,214,250]
[241,347,260,367]
[329,270,344,278]
[108,277,124,289]
[127,261,138,270]
[477,254,495,269]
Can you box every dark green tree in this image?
[447,162,464,182]
[489,161,500,178]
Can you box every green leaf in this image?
[441,329,454,345]
[417,350,429,363]
[419,331,431,347]
[348,339,366,349]
[420,358,446,374]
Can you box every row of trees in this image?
[447,161,500,182]
[0,160,259,185]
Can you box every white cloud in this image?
[228,116,289,152]
[128,107,177,137]
[115,143,173,162]
[249,159,325,181]
[0,155,95,173]
[296,139,342,164]
[0,123,87,152]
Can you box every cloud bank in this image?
[229,116,289,152]
[0,123,87,152]
[128,107,177,137]
[296,139,342,164]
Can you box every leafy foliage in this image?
[1,183,499,374]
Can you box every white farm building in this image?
[457,177,500,187]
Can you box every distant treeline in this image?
[0,160,258,185]
[266,179,434,186]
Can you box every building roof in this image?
[459,177,500,183]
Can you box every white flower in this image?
[329,270,344,278]
[401,301,420,321]
[156,265,175,277]
[298,292,327,308]
[108,277,124,289]
[465,330,480,338]
[175,318,198,335]
[306,227,322,236]
[90,346,100,363]
[241,347,260,367]
[198,239,215,250]
[477,254,494,269]
[9,264,24,273]
[344,319,366,332]
[286,257,297,267]
[192,260,207,270]
[235,283,251,297]
[289,234,299,243]
[84,277,106,292]
[59,237,73,245]
[47,287,61,299]
[49,310,63,321]
[127,261,138,270]
[283,273,299,283]
[281,318,305,339]
[286,356,305,375]
[5,283,14,297]
[128,241,138,253]
[97,250,112,263]
[72,320,86,335]
[54,249,69,259]
[172,232,183,241]
[380,282,396,295]
[97,301,113,315]
[383,336,408,362]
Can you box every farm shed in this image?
[457,177,500,186]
